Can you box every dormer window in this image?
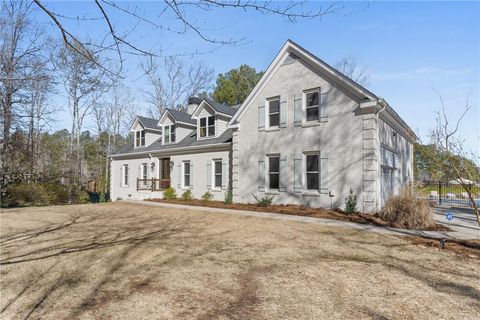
[135,130,145,147]
[199,116,215,138]
[164,124,176,144]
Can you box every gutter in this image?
[110,142,232,159]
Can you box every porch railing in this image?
[136,178,171,191]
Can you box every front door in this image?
[160,158,171,189]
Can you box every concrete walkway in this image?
[125,200,479,240]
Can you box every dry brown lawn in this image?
[0,202,479,320]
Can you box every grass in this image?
[1,202,479,319]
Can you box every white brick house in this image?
[110,40,416,212]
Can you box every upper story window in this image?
[135,130,145,147]
[164,124,176,144]
[305,90,319,122]
[200,116,215,138]
[267,97,280,127]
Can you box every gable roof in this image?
[110,128,233,157]
[159,108,196,126]
[191,98,239,118]
[229,39,378,125]
[130,115,161,132]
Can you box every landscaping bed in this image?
[146,198,451,231]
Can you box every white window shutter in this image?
[177,163,181,188]
[280,99,287,128]
[294,155,302,193]
[294,94,302,126]
[320,152,329,193]
[120,166,123,187]
[279,155,287,192]
[258,158,265,192]
[190,162,194,188]
[222,160,227,190]
[206,162,212,190]
[320,90,328,122]
[258,103,265,131]
[138,165,141,180]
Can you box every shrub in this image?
[4,183,50,207]
[344,189,357,215]
[252,193,274,207]
[99,192,106,203]
[77,191,90,204]
[163,187,177,200]
[378,186,435,229]
[201,191,214,202]
[181,189,193,201]
[224,188,233,205]
[44,183,70,205]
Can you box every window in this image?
[123,164,129,186]
[306,154,319,190]
[381,146,397,168]
[213,160,222,189]
[200,116,215,138]
[268,156,280,190]
[305,90,319,122]
[183,161,190,188]
[164,125,176,144]
[135,130,145,147]
[268,98,280,127]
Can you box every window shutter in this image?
[294,155,302,193]
[190,162,194,188]
[279,155,287,192]
[177,163,181,188]
[222,160,227,190]
[258,102,265,131]
[320,90,328,122]
[138,165,141,181]
[206,162,212,190]
[294,94,302,126]
[320,152,329,193]
[280,99,287,128]
[258,158,265,192]
[120,166,123,187]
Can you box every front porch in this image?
[136,178,171,192]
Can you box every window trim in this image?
[163,124,176,144]
[303,88,320,123]
[304,151,320,192]
[266,96,281,128]
[182,160,191,189]
[135,130,146,148]
[212,159,222,190]
[199,115,216,139]
[267,154,280,191]
[122,164,129,187]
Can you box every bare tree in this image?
[334,55,370,86]
[141,56,213,118]
[0,0,50,173]
[54,43,108,181]
[430,93,480,226]
[32,0,356,76]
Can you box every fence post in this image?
[152,178,156,191]
[438,181,442,205]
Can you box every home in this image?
[109,40,416,212]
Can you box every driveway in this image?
[433,206,480,239]
[1,202,479,319]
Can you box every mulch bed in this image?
[403,236,480,259]
[146,198,451,232]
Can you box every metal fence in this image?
[415,181,480,208]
